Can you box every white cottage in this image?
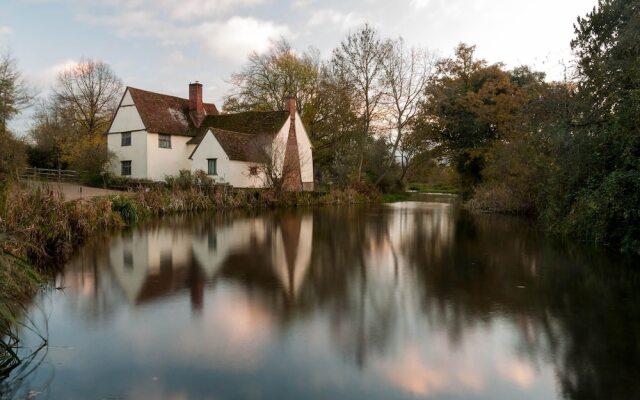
[106,82,314,190]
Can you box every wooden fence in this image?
[20,167,80,183]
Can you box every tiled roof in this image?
[125,87,290,163]
[128,87,219,135]
[188,128,274,163]
[201,111,289,135]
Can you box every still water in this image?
[5,197,640,399]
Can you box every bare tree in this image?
[376,39,433,184]
[53,58,122,137]
[0,50,34,134]
[332,24,387,181]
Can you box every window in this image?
[207,158,217,175]
[160,251,173,272]
[249,166,258,176]
[159,134,171,149]
[121,160,132,176]
[123,250,133,270]
[208,232,217,251]
[121,131,131,146]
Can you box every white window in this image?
[207,158,217,175]
[159,134,171,149]
[121,132,131,146]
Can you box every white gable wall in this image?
[107,89,148,179]
[294,114,314,184]
[190,130,266,188]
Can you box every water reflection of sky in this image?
[10,202,640,399]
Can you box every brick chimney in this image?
[189,81,205,126]
[284,96,296,119]
[282,96,303,191]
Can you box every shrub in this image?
[110,195,139,225]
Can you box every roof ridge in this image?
[127,86,217,106]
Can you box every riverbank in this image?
[0,181,379,308]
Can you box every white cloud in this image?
[154,0,267,20]
[409,0,429,10]
[195,17,291,61]
[78,2,290,62]
[308,9,364,31]
[0,26,12,35]
[93,0,266,21]
[27,59,80,89]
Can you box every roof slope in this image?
[201,111,289,135]
[189,128,274,163]
[128,87,218,135]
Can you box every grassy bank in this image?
[1,177,378,279]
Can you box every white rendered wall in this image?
[190,130,267,188]
[107,90,148,179]
[146,134,193,181]
[294,114,314,184]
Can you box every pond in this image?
[3,196,640,399]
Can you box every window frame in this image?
[158,134,172,149]
[207,158,217,176]
[121,131,131,146]
[121,160,132,176]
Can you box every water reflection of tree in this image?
[403,211,640,400]
[40,205,640,399]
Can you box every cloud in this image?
[28,59,80,89]
[308,9,364,31]
[95,0,265,20]
[195,17,291,61]
[154,0,267,20]
[0,26,12,35]
[78,4,290,62]
[409,0,429,9]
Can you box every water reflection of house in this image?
[108,215,313,309]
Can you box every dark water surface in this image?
[5,196,640,399]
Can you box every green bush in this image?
[110,195,140,225]
[561,170,640,253]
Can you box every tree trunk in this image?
[375,119,403,185]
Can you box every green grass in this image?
[407,182,459,194]
[382,192,413,203]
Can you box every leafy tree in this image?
[416,44,531,193]
[0,50,33,135]
[0,50,32,181]
[544,0,640,252]
[224,39,320,114]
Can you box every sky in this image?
[1,0,597,135]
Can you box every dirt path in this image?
[27,181,127,201]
